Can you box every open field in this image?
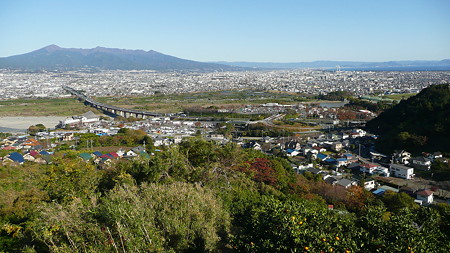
[270,120,322,132]
[382,93,416,100]
[95,90,316,113]
[0,90,316,117]
[0,98,98,117]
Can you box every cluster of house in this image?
[298,163,435,206]
[77,146,151,165]
[1,136,45,151]
[1,136,53,164]
[374,186,435,206]
[2,150,52,165]
[241,128,446,207]
[392,150,444,171]
[1,143,151,166]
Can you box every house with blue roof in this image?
[336,158,348,167]
[372,188,386,196]
[344,153,357,162]
[286,148,295,154]
[317,153,328,161]
[39,150,50,156]
[285,148,300,157]
[92,151,103,158]
[324,158,337,164]
[5,152,25,164]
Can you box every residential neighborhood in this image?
[2,107,448,207]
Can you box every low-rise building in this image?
[363,180,376,190]
[416,190,434,206]
[360,163,378,174]
[389,163,414,179]
[411,157,432,171]
[335,178,357,189]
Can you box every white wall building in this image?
[389,163,414,179]
[416,190,434,205]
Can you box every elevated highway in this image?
[63,86,162,118]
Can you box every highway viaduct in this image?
[63,86,163,119]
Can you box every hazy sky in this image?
[1,0,449,62]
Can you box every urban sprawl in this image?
[1,69,449,99]
[1,69,450,206]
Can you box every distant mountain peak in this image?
[41,44,62,52]
[0,45,242,71]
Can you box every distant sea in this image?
[340,66,450,71]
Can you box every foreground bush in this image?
[31,182,230,252]
[232,196,450,252]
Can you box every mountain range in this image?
[0,45,449,71]
[0,45,240,71]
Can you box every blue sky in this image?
[0,0,449,62]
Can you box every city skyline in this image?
[1,0,450,62]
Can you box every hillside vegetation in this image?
[366,84,450,155]
[1,138,450,252]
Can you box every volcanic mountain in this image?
[0,45,240,71]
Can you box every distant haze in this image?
[213,60,450,70]
[0,45,449,71]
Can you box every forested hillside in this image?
[366,84,450,155]
[1,138,450,252]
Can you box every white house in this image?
[351,129,366,138]
[125,150,138,157]
[389,163,414,179]
[394,150,411,165]
[416,190,434,205]
[116,149,125,158]
[363,180,376,191]
[411,156,432,170]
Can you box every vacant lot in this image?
[95,90,314,113]
[0,90,314,117]
[0,97,96,116]
[0,116,66,132]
